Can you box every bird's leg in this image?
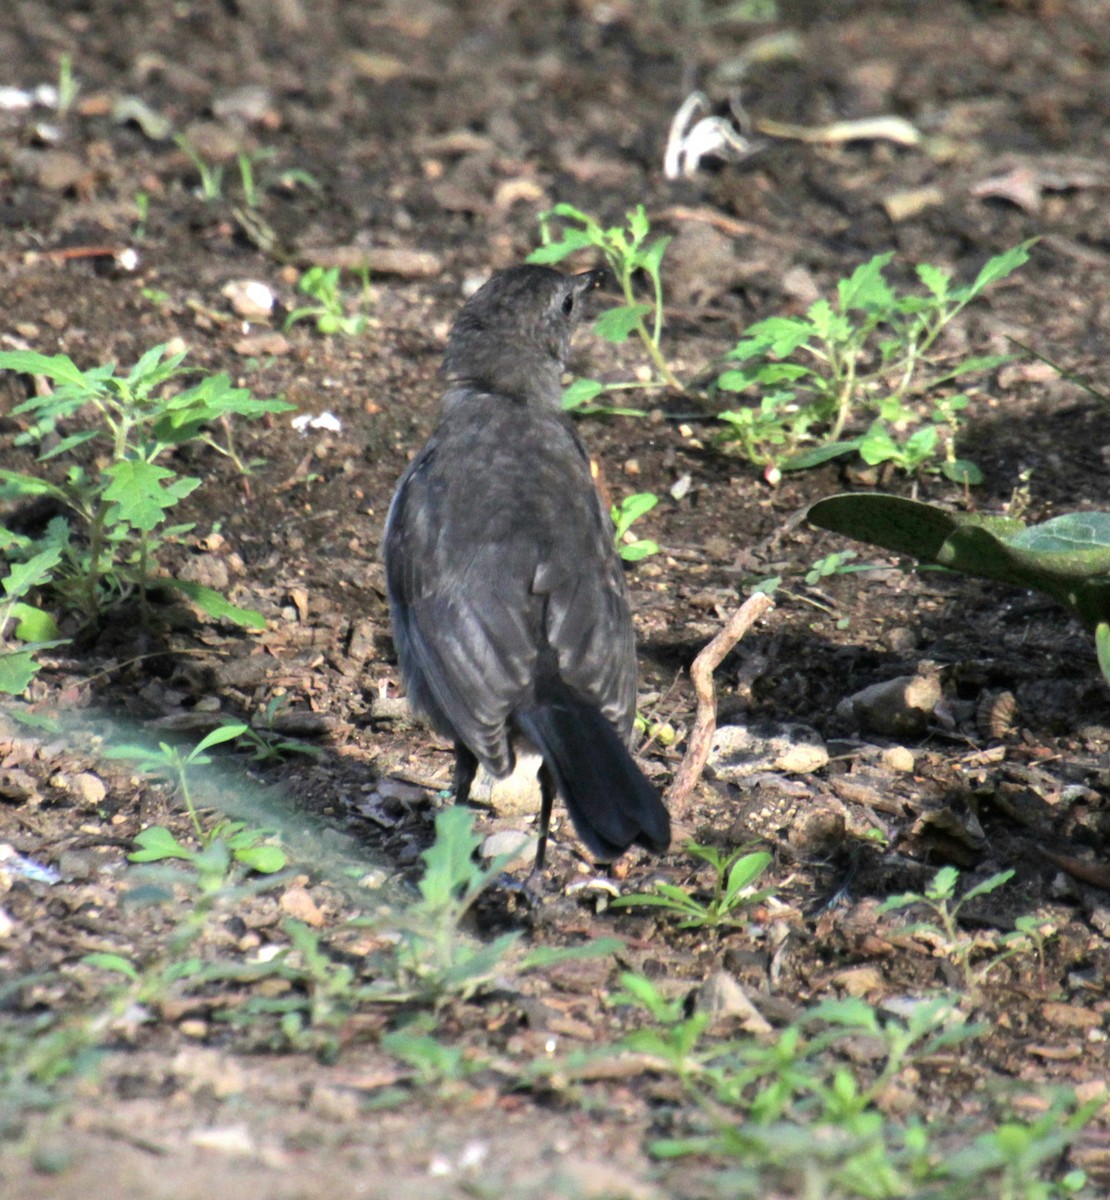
[453,743,479,806]
[532,762,557,877]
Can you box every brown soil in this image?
[2,1,1110,1197]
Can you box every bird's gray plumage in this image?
[383,264,670,866]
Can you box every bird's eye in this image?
[561,294,575,316]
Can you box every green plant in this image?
[878,866,1020,994]
[613,841,773,928]
[367,807,525,1005]
[716,242,1033,476]
[807,494,1110,686]
[0,534,67,695]
[0,345,290,627]
[174,134,226,200]
[605,982,1095,1197]
[285,265,371,336]
[232,697,324,762]
[55,53,79,118]
[108,726,287,886]
[612,491,660,561]
[529,203,679,406]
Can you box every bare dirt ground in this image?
[2,1,1110,1197]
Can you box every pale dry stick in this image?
[667,591,775,818]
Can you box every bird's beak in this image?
[574,267,611,295]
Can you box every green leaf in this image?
[965,239,1036,300]
[942,458,984,485]
[0,350,91,389]
[0,469,70,502]
[1097,622,1110,687]
[724,851,772,898]
[166,578,267,630]
[129,825,195,862]
[916,263,951,301]
[1006,511,1110,555]
[82,952,140,980]
[0,650,39,695]
[637,236,671,280]
[837,252,895,313]
[526,232,595,265]
[103,460,200,531]
[627,204,650,244]
[619,540,659,562]
[2,543,63,600]
[9,603,59,642]
[859,425,901,465]
[233,843,286,873]
[561,378,607,410]
[593,304,653,343]
[193,723,250,754]
[779,439,863,471]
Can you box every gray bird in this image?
[383,264,670,874]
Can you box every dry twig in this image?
[667,591,775,817]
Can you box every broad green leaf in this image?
[734,316,813,358]
[1007,511,1110,555]
[2,544,63,599]
[0,650,39,695]
[593,303,652,343]
[9,603,58,642]
[103,460,199,531]
[166,578,267,630]
[1097,622,1110,686]
[859,425,901,465]
[627,204,650,244]
[129,825,195,862]
[724,851,772,897]
[234,843,286,873]
[942,458,984,485]
[619,540,659,562]
[807,494,1110,632]
[716,362,811,392]
[561,378,607,410]
[0,350,91,389]
[613,492,658,527]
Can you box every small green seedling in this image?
[109,725,286,885]
[0,534,67,695]
[716,242,1033,476]
[0,345,289,629]
[613,841,774,929]
[285,266,371,336]
[174,134,226,201]
[808,494,1110,686]
[879,865,1018,993]
[611,491,660,561]
[529,203,679,405]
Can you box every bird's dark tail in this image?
[518,686,670,862]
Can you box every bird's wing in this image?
[384,439,539,774]
[533,490,638,740]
